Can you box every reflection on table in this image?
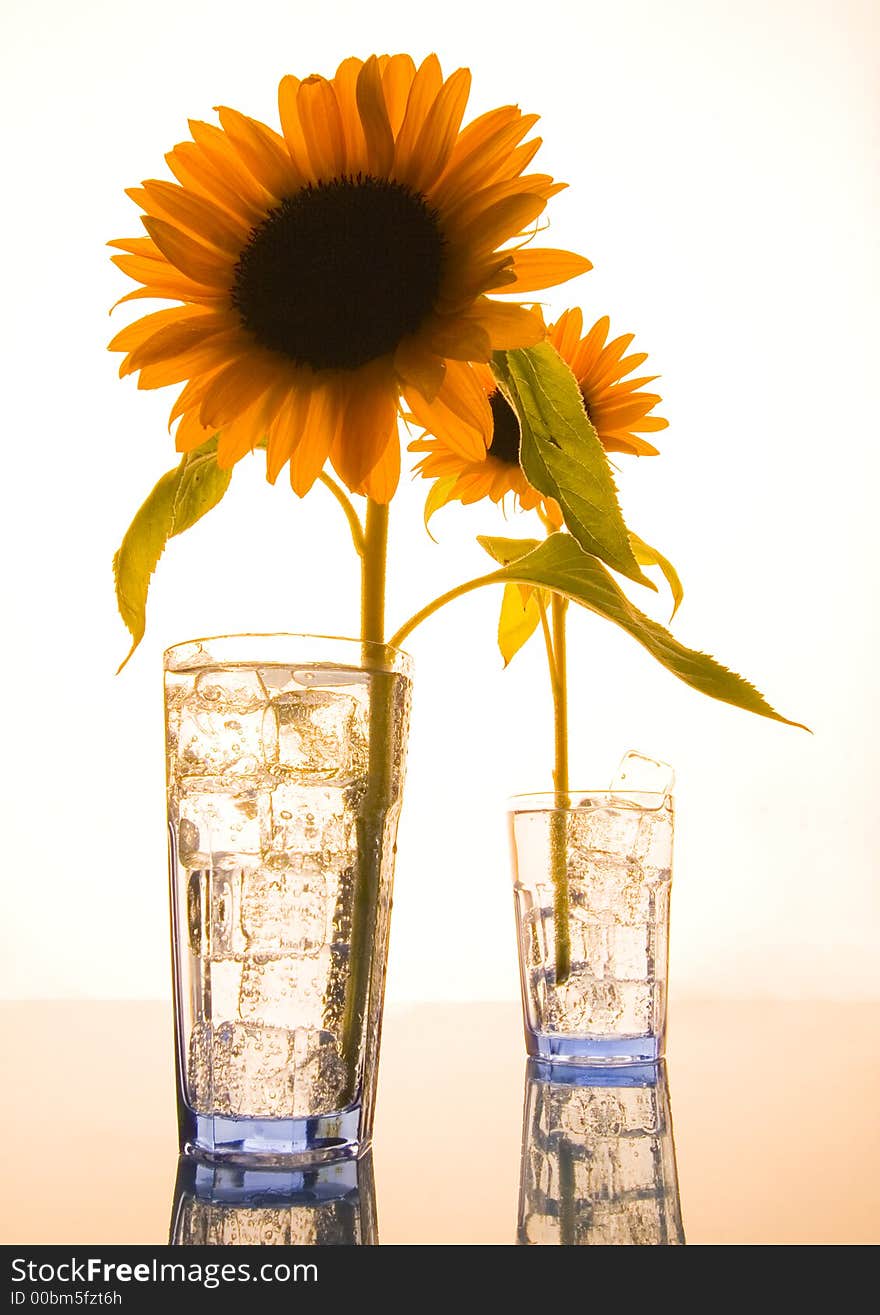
[518,1059,685,1245]
[170,1151,377,1245]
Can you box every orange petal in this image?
[141,217,231,287]
[169,365,226,427]
[135,334,243,389]
[590,395,664,427]
[357,430,400,504]
[333,368,399,489]
[381,53,416,135]
[332,57,368,174]
[438,360,495,441]
[216,395,270,467]
[277,76,317,183]
[108,305,196,353]
[435,111,539,209]
[296,77,347,179]
[199,354,281,427]
[404,372,489,462]
[216,106,302,199]
[444,173,557,236]
[436,252,515,312]
[394,336,446,401]
[139,179,245,255]
[406,66,471,193]
[587,351,649,394]
[422,313,492,362]
[108,235,161,257]
[466,298,546,350]
[493,248,592,294]
[455,192,548,254]
[290,383,340,495]
[120,313,233,376]
[392,54,443,178]
[601,432,662,456]
[266,383,311,483]
[356,56,394,176]
[175,409,216,453]
[110,281,228,310]
[549,308,587,364]
[165,142,263,227]
[188,119,273,210]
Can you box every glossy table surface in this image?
[2,999,878,1245]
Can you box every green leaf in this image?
[477,533,807,729]
[113,438,230,671]
[479,534,542,565]
[630,531,684,618]
[492,343,653,590]
[498,581,543,666]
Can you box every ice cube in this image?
[262,689,366,785]
[194,668,268,715]
[261,782,356,859]
[207,956,243,1023]
[165,673,196,763]
[185,867,249,961]
[568,802,642,858]
[177,696,266,782]
[289,1026,348,1116]
[187,1020,212,1110]
[567,919,656,981]
[177,790,262,869]
[540,972,655,1036]
[240,856,330,956]
[611,750,674,799]
[290,666,366,689]
[207,1022,346,1119]
[634,806,674,876]
[238,948,332,1029]
[210,1022,295,1118]
[568,851,653,924]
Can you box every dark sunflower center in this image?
[231,176,444,371]
[488,390,522,466]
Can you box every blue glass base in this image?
[170,1151,378,1244]
[527,1057,664,1087]
[179,1102,363,1165]
[526,1031,662,1065]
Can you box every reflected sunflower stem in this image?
[340,499,391,1101]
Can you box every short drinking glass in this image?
[509,787,674,1064]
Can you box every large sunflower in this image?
[409,307,668,518]
[109,54,591,502]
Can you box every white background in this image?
[1,0,877,1003]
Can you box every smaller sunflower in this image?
[410,307,668,520]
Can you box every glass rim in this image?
[508,789,672,815]
[163,631,413,677]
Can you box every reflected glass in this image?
[518,1059,685,1245]
[170,1151,377,1245]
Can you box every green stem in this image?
[340,499,392,1100]
[360,500,388,645]
[319,472,365,557]
[549,593,571,984]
